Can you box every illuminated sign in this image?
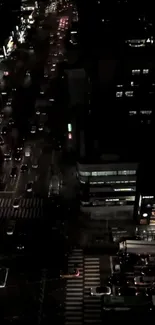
[68,123,72,132]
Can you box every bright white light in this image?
[116,91,123,98]
[68,123,72,132]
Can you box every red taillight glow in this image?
[75,270,80,277]
[68,133,72,139]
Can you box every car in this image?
[115,286,146,296]
[108,274,127,286]
[4,150,12,161]
[60,268,79,279]
[36,109,40,115]
[20,164,28,172]
[25,146,31,157]
[14,151,22,162]
[26,181,33,192]
[30,125,36,134]
[0,111,4,118]
[134,275,155,286]
[16,140,24,151]
[38,123,43,131]
[32,159,38,169]
[10,167,18,178]
[0,136,4,145]
[1,126,7,135]
[6,220,16,235]
[13,198,20,208]
[8,118,14,126]
[90,286,111,296]
[0,268,9,288]
[26,70,30,76]
[16,233,26,251]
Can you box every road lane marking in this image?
[110,256,113,274]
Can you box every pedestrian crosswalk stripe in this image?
[65,249,83,325]
[84,256,101,324]
[0,198,43,219]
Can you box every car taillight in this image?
[76,270,80,277]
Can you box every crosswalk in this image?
[65,249,84,325]
[84,257,101,324]
[65,251,102,325]
[0,198,43,219]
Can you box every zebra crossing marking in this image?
[84,257,101,325]
[65,249,84,325]
[0,198,44,219]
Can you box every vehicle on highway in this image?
[4,150,12,161]
[1,126,8,135]
[8,118,14,126]
[26,181,33,192]
[0,268,9,288]
[48,175,60,197]
[108,274,127,286]
[25,146,31,157]
[60,268,79,279]
[32,158,38,169]
[90,286,111,296]
[0,136,4,145]
[16,233,26,251]
[6,220,16,235]
[30,125,36,134]
[14,151,22,162]
[10,167,18,178]
[0,111,4,118]
[13,198,20,209]
[26,70,30,76]
[20,164,28,172]
[38,123,44,131]
[16,140,24,151]
[115,286,148,296]
[134,275,155,286]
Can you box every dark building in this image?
[0,0,21,47]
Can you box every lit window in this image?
[92,171,117,176]
[106,199,119,202]
[114,188,134,192]
[132,69,140,75]
[143,69,149,74]
[129,111,137,115]
[79,171,90,177]
[116,84,123,88]
[125,91,134,97]
[140,110,152,115]
[118,170,136,175]
[116,91,123,98]
[129,111,137,116]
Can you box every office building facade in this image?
[77,160,138,220]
